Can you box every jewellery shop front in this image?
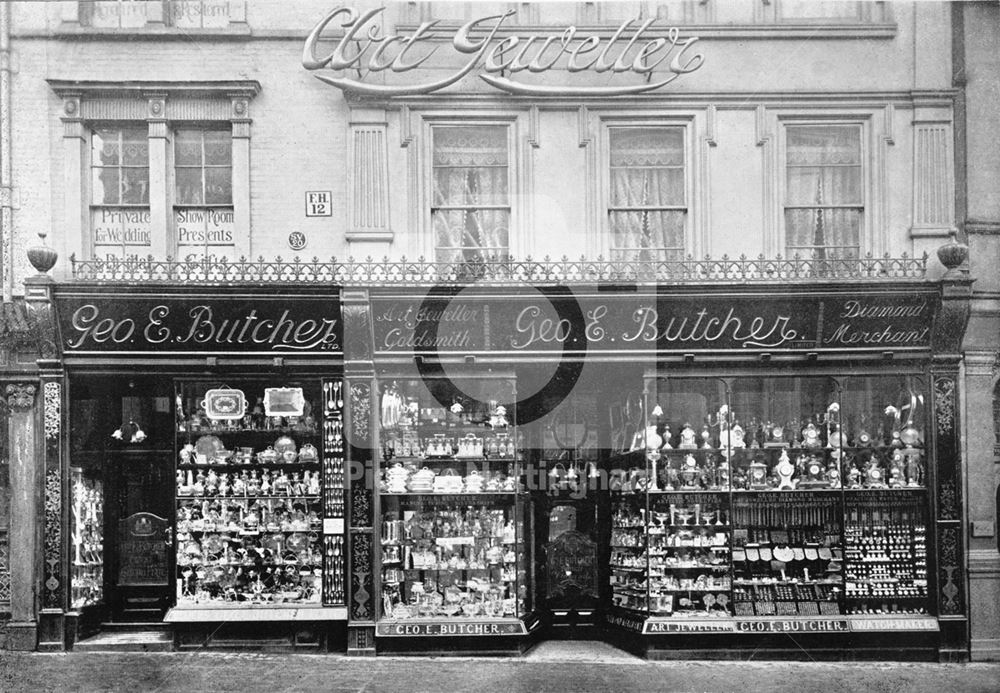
[53,284,348,651]
[356,274,971,661]
[49,273,971,660]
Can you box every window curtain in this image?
[432,126,509,264]
[609,128,685,262]
[785,125,862,258]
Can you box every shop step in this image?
[100,622,171,634]
[74,627,173,652]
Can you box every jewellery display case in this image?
[375,375,535,636]
[71,467,105,609]
[607,373,933,634]
[173,378,344,609]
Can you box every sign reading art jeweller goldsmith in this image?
[369,288,937,355]
[54,288,342,356]
[302,7,704,96]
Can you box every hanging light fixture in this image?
[111,419,147,444]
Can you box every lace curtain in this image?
[608,128,686,261]
[175,130,233,206]
[785,125,862,259]
[432,126,510,263]
[92,128,149,206]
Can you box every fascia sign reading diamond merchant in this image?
[301,6,705,96]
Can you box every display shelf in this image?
[177,463,320,471]
[166,605,347,622]
[177,495,321,501]
[379,491,519,497]
[177,427,321,439]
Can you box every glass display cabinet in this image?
[607,372,931,629]
[173,378,337,608]
[71,466,105,610]
[375,374,534,635]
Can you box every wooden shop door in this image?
[536,489,602,636]
[106,452,174,622]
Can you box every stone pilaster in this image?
[346,108,393,257]
[965,352,1000,660]
[230,95,252,258]
[6,383,39,651]
[910,93,957,241]
[146,94,169,259]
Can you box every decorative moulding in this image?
[47,80,261,100]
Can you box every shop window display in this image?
[71,468,105,609]
[376,376,533,626]
[174,379,332,607]
[609,373,930,624]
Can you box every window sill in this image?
[910,226,957,239]
[346,230,395,243]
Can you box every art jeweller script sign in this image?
[55,291,342,355]
[370,289,936,355]
[302,6,704,96]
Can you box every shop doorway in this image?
[105,452,175,621]
[527,386,608,638]
[535,490,603,636]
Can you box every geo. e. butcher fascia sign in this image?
[54,291,342,356]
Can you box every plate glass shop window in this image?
[431,125,510,264]
[608,127,686,262]
[784,124,863,259]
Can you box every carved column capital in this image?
[6,384,36,412]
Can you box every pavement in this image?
[1,645,999,693]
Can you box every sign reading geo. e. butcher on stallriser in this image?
[55,293,341,354]
[370,290,937,354]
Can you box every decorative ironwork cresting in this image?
[70,254,928,285]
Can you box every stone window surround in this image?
[48,80,260,262]
[400,111,529,261]
[597,115,698,260]
[757,107,891,259]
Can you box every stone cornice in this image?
[47,80,261,99]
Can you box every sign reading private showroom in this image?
[369,289,937,356]
[302,7,705,96]
[54,290,342,355]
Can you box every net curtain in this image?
[785,125,862,258]
[608,128,686,262]
[432,126,510,263]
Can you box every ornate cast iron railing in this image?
[68,253,928,285]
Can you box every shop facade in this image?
[0,0,996,660]
[17,262,968,659]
